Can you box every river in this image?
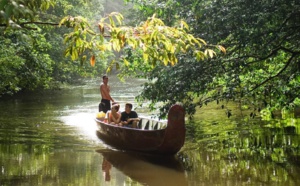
[0,76,299,186]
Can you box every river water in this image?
[0,76,299,186]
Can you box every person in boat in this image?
[99,75,114,113]
[104,102,121,122]
[107,103,121,124]
[119,103,140,128]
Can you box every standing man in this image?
[119,103,140,128]
[99,75,114,113]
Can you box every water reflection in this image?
[102,158,112,182]
[97,149,188,186]
[181,114,300,186]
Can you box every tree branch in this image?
[249,53,296,92]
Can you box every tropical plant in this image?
[124,0,300,118]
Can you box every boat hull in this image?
[95,104,185,155]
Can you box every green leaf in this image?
[0,0,8,10]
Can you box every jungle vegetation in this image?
[0,0,121,95]
[1,0,299,119]
[123,0,300,118]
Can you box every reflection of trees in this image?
[0,144,102,185]
[182,118,300,185]
[0,116,102,185]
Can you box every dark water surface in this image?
[0,76,299,186]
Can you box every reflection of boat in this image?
[95,104,185,155]
[97,149,188,186]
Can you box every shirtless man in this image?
[99,75,114,113]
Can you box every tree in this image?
[125,0,300,118]
[0,0,108,95]
[1,0,219,97]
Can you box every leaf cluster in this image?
[60,11,224,70]
[0,0,54,29]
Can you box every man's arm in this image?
[126,111,139,122]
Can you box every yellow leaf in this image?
[109,17,115,27]
[111,39,121,51]
[163,53,169,66]
[106,66,112,73]
[90,55,95,67]
[124,59,129,66]
[114,13,124,25]
[218,45,226,54]
[198,38,207,45]
[195,50,205,61]
[180,20,189,30]
[205,49,216,58]
[143,53,149,63]
[170,54,176,66]
[143,21,148,34]
[71,48,78,60]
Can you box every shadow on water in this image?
[96,149,188,186]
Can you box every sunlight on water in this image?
[60,109,100,143]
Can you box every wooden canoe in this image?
[95,104,185,155]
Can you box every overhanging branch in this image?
[249,53,296,92]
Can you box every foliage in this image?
[43,0,108,82]
[1,0,299,120]
[0,0,223,99]
[126,0,300,118]
[0,30,54,95]
[0,0,109,96]
[59,12,223,72]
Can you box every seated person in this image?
[107,104,121,124]
[104,102,120,123]
[119,103,139,128]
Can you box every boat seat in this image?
[159,122,167,129]
[138,119,143,129]
[144,121,150,130]
[138,118,167,130]
[153,122,158,130]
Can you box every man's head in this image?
[125,103,133,113]
[102,75,108,83]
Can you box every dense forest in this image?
[125,0,300,118]
[0,0,127,95]
[1,0,299,118]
